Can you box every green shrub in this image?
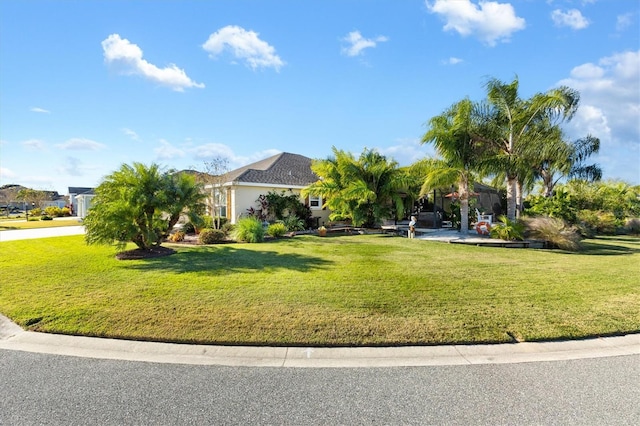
[169,231,185,242]
[60,207,71,217]
[44,206,62,217]
[524,216,581,251]
[577,210,618,236]
[233,216,265,243]
[40,215,53,221]
[489,215,524,241]
[624,218,640,235]
[182,222,196,234]
[201,215,214,229]
[198,228,226,244]
[282,215,306,231]
[29,208,42,217]
[267,222,287,238]
[221,222,234,235]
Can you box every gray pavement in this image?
[1,225,638,368]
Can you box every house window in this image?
[213,188,227,217]
[309,195,322,210]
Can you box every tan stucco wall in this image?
[228,184,330,227]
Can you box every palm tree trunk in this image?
[458,176,470,233]
[506,176,517,221]
[516,180,523,219]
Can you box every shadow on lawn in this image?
[576,236,640,256]
[123,245,333,274]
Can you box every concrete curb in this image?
[1,315,638,368]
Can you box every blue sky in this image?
[1,0,638,195]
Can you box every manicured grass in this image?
[0,218,82,230]
[0,234,638,346]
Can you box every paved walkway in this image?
[1,225,638,367]
[0,224,85,242]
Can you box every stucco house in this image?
[68,187,95,219]
[203,152,330,226]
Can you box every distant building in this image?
[68,187,95,218]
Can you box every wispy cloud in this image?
[442,57,464,65]
[122,128,140,141]
[155,139,185,160]
[30,107,50,114]
[341,31,388,57]
[0,167,17,179]
[426,0,526,46]
[58,156,86,177]
[22,139,47,151]
[202,25,284,71]
[616,13,634,32]
[551,9,590,30]
[57,138,106,151]
[102,34,205,91]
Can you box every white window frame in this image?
[309,195,322,210]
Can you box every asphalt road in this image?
[1,350,638,425]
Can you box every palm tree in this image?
[164,171,206,236]
[480,77,580,220]
[85,162,204,251]
[304,147,410,227]
[420,98,486,232]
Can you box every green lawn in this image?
[0,234,638,346]
[0,218,82,230]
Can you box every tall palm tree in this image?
[304,147,410,227]
[480,77,580,220]
[420,98,485,232]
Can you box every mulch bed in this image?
[115,246,176,260]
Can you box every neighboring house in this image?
[68,187,95,218]
[203,152,330,226]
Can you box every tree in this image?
[84,162,205,251]
[303,147,411,227]
[199,157,230,229]
[16,188,48,221]
[480,77,580,220]
[532,130,601,198]
[420,98,486,233]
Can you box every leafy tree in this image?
[419,98,486,233]
[303,147,411,227]
[479,77,579,220]
[84,162,205,251]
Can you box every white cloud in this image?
[202,25,284,71]
[375,138,436,166]
[0,167,17,179]
[57,138,106,151]
[30,107,50,114]
[58,157,85,177]
[426,0,525,46]
[102,34,205,91]
[616,13,633,32]
[551,9,590,30]
[22,139,47,151]
[155,139,185,160]
[341,31,389,57]
[558,50,640,183]
[190,143,236,160]
[443,57,464,65]
[122,128,140,141]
